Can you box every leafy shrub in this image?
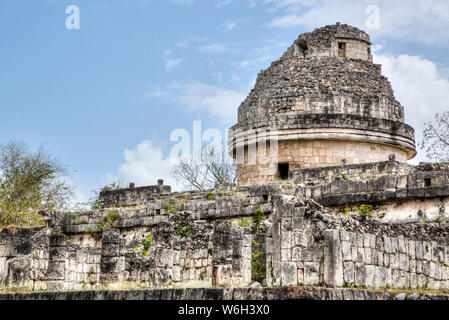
[358,204,373,217]
[166,203,176,215]
[237,217,251,228]
[175,224,192,238]
[252,208,265,234]
[333,171,349,181]
[251,240,266,283]
[96,210,122,232]
[143,236,153,257]
[343,204,349,216]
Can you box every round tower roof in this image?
[228,23,416,159]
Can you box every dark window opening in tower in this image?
[338,42,346,58]
[368,47,371,56]
[298,41,309,57]
[278,163,289,180]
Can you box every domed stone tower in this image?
[228,23,416,185]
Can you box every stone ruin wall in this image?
[270,197,449,291]
[1,162,449,295]
[0,188,268,293]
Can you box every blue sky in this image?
[1,0,449,202]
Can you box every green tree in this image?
[0,141,72,229]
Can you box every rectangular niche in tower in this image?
[278,163,289,180]
[338,42,346,58]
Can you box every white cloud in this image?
[223,19,248,31]
[231,73,240,83]
[63,175,90,209]
[200,44,227,53]
[373,53,449,162]
[261,0,449,46]
[176,35,209,48]
[148,81,246,123]
[116,140,183,191]
[165,58,182,70]
[217,0,232,8]
[224,21,237,31]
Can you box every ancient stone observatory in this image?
[228,23,416,185]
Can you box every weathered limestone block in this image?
[416,241,424,260]
[377,251,384,267]
[373,267,387,288]
[292,247,303,262]
[357,247,365,263]
[47,261,66,281]
[0,257,6,284]
[423,242,432,261]
[102,229,121,244]
[281,249,291,262]
[304,262,320,285]
[49,247,67,263]
[212,265,232,287]
[363,234,376,249]
[5,257,32,287]
[383,236,392,254]
[323,230,343,287]
[399,253,410,271]
[391,254,399,270]
[397,235,406,253]
[364,248,372,265]
[343,262,354,284]
[281,263,297,286]
[383,253,390,268]
[434,244,445,263]
[340,230,350,242]
[365,265,375,289]
[408,241,416,260]
[354,263,366,286]
[281,231,292,249]
[342,241,352,261]
[101,257,125,276]
[7,236,32,257]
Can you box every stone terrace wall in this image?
[0,221,250,292]
[0,216,253,292]
[0,228,50,291]
[296,162,449,209]
[269,196,449,291]
[291,160,414,184]
[99,184,172,209]
[0,187,275,292]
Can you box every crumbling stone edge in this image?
[0,286,448,300]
